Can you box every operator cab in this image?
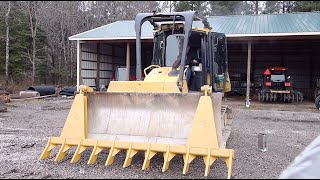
[136,11,229,93]
[151,26,228,92]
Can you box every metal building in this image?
[69,12,320,100]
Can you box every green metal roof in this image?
[69,12,320,40]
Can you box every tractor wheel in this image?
[296,93,299,102]
[297,92,303,102]
[291,93,295,102]
[284,94,289,103]
[283,94,287,102]
[315,95,320,109]
[287,93,292,103]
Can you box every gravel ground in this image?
[0,96,319,179]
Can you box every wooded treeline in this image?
[0,1,319,90]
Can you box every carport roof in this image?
[69,11,320,40]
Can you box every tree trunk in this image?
[255,1,259,14]
[70,42,73,85]
[70,41,75,85]
[32,34,36,85]
[5,1,11,89]
[28,2,38,85]
[286,1,291,13]
[61,22,67,69]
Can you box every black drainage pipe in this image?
[59,87,77,96]
[27,86,56,96]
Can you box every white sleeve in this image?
[279,134,320,179]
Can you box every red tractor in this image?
[258,67,303,102]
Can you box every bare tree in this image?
[37,1,90,84]
[255,1,259,14]
[5,1,11,88]
[282,1,295,13]
[161,1,175,12]
[26,1,39,85]
[5,1,161,86]
[245,1,262,14]
[20,1,49,85]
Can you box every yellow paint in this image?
[59,93,87,139]
[79,85,94,94]
[192,27,211,34]
[39,85,235,178]
[108,66,189,93]
[224,73,231,93]
[143,64,161,77]
[107,81,181,93]
[156,25,210,34]
[40,137,234,178]
[207,73,211,85]
[144,67,180,82]
[40,65,234,177]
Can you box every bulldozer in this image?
[258,67,303,102]
[40,11,234,178]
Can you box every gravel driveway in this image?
[0,96,319,179]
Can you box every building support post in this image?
[77,40,80,92]
[246,41,252,107]
[96,43,101,90]
[126,42,130,81]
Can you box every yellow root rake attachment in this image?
[40,85,234,178]
[41,138,234,177]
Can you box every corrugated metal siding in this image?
[228,53,247,75]
[227,40,319,99]
[100,44,113,55]
[81,43,126,88]
[99,44,114,86]
[314,55,320,77]
[283,54,312,98]
[70,12,320,39]
[81,43,97,87]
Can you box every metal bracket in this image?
[201,85,212,96]
[79,85,94,94]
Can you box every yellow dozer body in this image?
[40,11,234,178]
